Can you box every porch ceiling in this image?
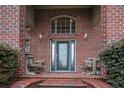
[33,5,93,9]
[25,5,100,29]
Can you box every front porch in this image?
[1,5,124,88]
[24,5,104,76]
[11,77,111,88]
[12,5,109,87]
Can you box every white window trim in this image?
[50,15,76,34]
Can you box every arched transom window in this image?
[51,15,76,34]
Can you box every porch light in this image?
[83,33,88,39]
[39,33,42,39]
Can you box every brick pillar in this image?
[100,5,124,76]
[100,5,108,76]
[19,6,26,77]
[101,5,124,45]
[0,5,26,77]
[100,5,107,49]
[0,6,20,48]
[106,5,124,43]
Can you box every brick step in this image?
[25,74,105,79]
[35,79,92,88]
[11,78,111,88]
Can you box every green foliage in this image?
[99,39,124,88]
[0,43,19,85]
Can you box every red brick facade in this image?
[106,6,124,42]
[100,5,124,45]
[0,5,20,49]
[30,8,103,74]
[0,5,124,87]
[0,5,26,76]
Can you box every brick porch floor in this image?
[11,74,111,88]
[24,73,106,79]
[27,79,93,88]
[11,78,111,88]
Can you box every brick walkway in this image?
[11,78,111,88]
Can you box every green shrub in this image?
[0,43,19,85]
[99,39,124,88]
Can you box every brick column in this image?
[19,6,26,77]
[0,6,20,48]
[0,5,26,77]
[100,5,108,76]
[106,5,124,43]
[100,5,124,76]
[100,5,107,49]
[101,5,124,45]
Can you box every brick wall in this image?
[105,5,124,43]
[99,5,124,75]
[29,8,103,74]
[0,5,20,48]
[0,5,26,76]
[0,5,124,76]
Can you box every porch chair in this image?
[82,58,101,75]
[26,54,45,74]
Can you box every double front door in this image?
[51,40,75,72]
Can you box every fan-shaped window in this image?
[51,15,76,34]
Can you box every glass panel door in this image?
[51,40,75,72]
[57,42,69,70]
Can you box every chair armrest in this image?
[35,60,45,66]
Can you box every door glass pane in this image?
[57,43,68,70]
